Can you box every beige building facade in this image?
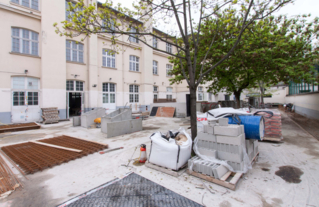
[0,0,247,124]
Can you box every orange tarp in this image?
[155,107,175,117]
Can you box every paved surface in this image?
[0,113,318,207]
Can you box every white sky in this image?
[98,0,319,33]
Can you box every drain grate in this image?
[58,173,203,207]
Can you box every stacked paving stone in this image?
[189,118,259,177]
[258,110,282,139]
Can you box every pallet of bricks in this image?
[41,107,59,124]
[254,109,283,142]
[187,118,259,190]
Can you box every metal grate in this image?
[1,136,108,174]
[59,173,203,207]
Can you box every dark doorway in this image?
[186,94,190,117]
[69,92,82,116]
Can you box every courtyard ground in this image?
[0,111,318,207]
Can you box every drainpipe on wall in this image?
[86,0,91,110]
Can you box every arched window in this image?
[11,28,39,56]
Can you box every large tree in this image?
[170,13,319,108]
[55,0,293,141]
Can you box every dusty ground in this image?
[0,112,319,207]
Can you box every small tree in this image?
[170,13,319,109]
[55,0,294,141]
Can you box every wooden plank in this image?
[220,171,232,181]
[64,135,109,147]
[251,152,259,165]
[30,141,82,153]
[230,173,243,185]
[187,170,236,191]
[0,125,41,133]
[263,137,283,142]
[145,161,186,177]
[155,107,175,118]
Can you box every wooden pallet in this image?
[145,161,187,177]
[187,170,243,191]
[262,137,283,143]
[0,123,41,133]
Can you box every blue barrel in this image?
[226,115,264,140]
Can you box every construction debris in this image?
[41,107,60,124]
[99,147,123,154]
[0,122,40,133]
[1,136,108,174]
[0,154,21,199]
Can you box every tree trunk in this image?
[234,91,241,109]
[189,87,197,155]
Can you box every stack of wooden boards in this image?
[41,107,59,124]
[150,107,175,118]
[0,122,40,133]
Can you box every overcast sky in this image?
[98,0,319,33]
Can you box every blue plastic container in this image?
[227,115,264,140]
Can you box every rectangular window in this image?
[12,77,25,89]
[102,49,115,68]
[153,61,158,75]
[66,0,81,21]
[76,81,83,91]
[66,80,74,91]
[28,92,38,105]
[102,19,115,35]
[198,86,203,92]
[198,93,203,101]
[154,94,158,100]
[13,92,25,106]
[166,64,172,77]
[103,94,108,103]
[27,77,38,90]
[129,55,139,72]
[129,27,138,43]
[66,40,84,63]
[153,86,158,92]
[166,43,172,53]
[167,94,172,101]
[166,87,172,92]
[225,95,230,101]
[11,28,39,56]
[103,83,116,103]
[153,37,157,48]
[129,85,139,103]
[12,0,39,10]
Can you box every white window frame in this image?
[12,77,39,106]
[11,0,39,10]
[153,60,158,75]
[102,83,116,104]
[65,0,82,21]
[198,93,203,101]
[154,94,158,100]
[11,28,39,56]
[102,19,115,35]
[129,55,139,72]
[166,94,173,101]
[166,87,173,92]
[129,27,139,43]
[166,43,172,53]
[66,40,84,63]
[66,80,84,91]
[102,49,116,68]
[153,86,158,92]
[198,86,203,92]
[129,85,139,103]
[153,37,157,48]
[166,64,172,77]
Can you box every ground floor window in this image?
[66,80,84,91]
[129,85,139,103]
[198,93,203,101]
[28,92,38,105]
[154,94,158,100]
[166,94,172,101]
[103,83,116,103]
[13,92,25,106]
[13,91,38,106]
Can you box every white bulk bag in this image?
[148,128,192,170]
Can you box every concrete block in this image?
[198,148,217,158]
[197,132,216,142]
[106,119,142,138]
[208,120,217,126]
[217,151,243,163]
[73,116,81,126]
[218,118,229,126]
[216,134,245,146]
[228,161,244,171]
[240,125,245,135]
[206,125,214,134]
[212,165,228,179]
[245,140,254,154]
[217,143,242,154]
[81,108,106,128]
[214,125,242,137]
[203,122,208,133]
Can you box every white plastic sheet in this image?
[148,128,192,170]
[190,136,252,174]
